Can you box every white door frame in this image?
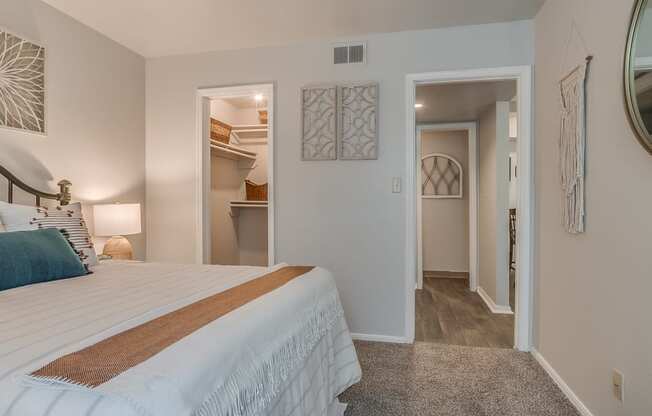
[195,83,276,266]
[405,66,533,351]
[416,123,478,292]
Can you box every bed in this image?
[0,167,361,416]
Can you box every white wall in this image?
[210,99,239,126]
[478,102,511,307]
[210,157,240,265]
[237,204,268,266]
[494,102,511,308]
[535,0,652,414]
[232,108,261,126]
[210,99,261,126]
[146,21,534,338]
[236,142,269,266]
[210,150,269,267]
[420,130,469,273]
[212,141,269,267]
[0,0,146,258]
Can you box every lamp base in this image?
[103,236,134,260]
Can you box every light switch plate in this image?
[612,369,624,402]
[392,177,401,193]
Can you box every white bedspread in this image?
[0,262,361,416]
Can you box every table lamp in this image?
[93,203,141,260]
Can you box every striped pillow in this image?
[0,201,98,267]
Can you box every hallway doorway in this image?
[405,66,533,351]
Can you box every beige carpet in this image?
[340,341,579,416]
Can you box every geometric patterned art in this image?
[339,83,378,160]
[301,85,337,160]
[421,153,463,199]
[0,30,45,134]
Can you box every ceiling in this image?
[41,0,545,58]
[415,80,516,124]
[222,95,268,109]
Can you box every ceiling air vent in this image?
[333,42,366,65]
[334,46,348,64]
[348,44,364,63]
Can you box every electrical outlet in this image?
[612,370,624,402]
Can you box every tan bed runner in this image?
[31,266,314,387]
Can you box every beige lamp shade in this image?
[93,203,141,237]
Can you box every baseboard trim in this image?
[423,270,470,279]
[476,286,513,314]
[350,333,412,344]
[531,349,595,416]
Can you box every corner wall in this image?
[534,0,652,414]
[0,0,146,258]
[478,102,511,307]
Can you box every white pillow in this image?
[0,201,98,267]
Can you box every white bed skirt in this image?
[327,400,347,416]
[263,317,358,416]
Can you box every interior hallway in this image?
[415,275,514,348]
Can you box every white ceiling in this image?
[41,0,545,58]
[222,95,268,109]
[415,80,516,124]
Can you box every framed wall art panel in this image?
[0,29,46,134]
[301,85,338,160]
[339,82,378,160]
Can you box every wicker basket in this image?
[258,109,268,125]
[211,118,232,144]
[245,180,268,201]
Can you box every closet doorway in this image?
[196,84,275,266]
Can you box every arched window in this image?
[421,153,463,199]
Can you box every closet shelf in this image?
[229,200,268,217]
[232,124,268,132]
[230,200,268,208]
[210,140,257,161]
[231,124,268,141]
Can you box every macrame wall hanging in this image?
[559,57,591,234]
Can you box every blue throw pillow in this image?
[0,228,88,291]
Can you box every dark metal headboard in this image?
[0,165,71,206]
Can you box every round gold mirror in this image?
[625,0,652,154]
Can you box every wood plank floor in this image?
[415,276,514,348]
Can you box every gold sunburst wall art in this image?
[0,30,45,134]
